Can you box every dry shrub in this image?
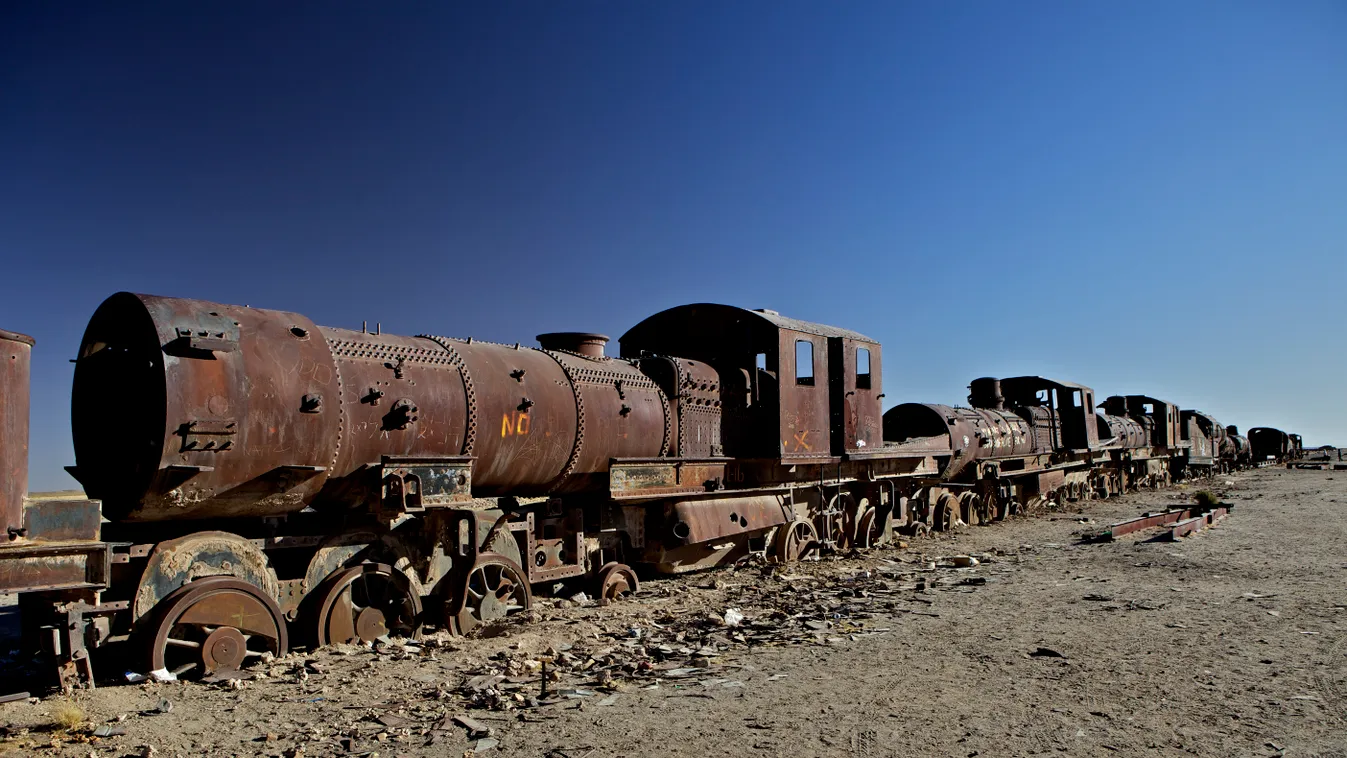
[50,701,85,731]
[1192,490,1220,508]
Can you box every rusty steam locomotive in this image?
[0,294,1299,689]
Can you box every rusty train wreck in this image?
[0,296,1301,690]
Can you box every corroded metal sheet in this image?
[667,495,790,545]
[21,498,101,541]
[1,328,33,537]
[0,541,110,593]
[609,460,728,499]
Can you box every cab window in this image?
[795,340,814,386]
[856,347,871,389]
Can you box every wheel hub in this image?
[479,590,509,621]
[202,627,247,673]
[355,607,388,642]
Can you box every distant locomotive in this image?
[0,295,1293,690]
[1248,427,1301,463]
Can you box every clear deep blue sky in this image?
[2,2,1344,490]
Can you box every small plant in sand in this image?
[1192,490,1220,508]
[50,701,86,731]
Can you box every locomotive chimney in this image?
[968,377,1004,410]
[536,332,610,359]
[1226,425,1239,436]
[1,329,34,538]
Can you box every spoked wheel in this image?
[142,576,287,679]
[771,518,820,563]
[958,492,985,526]
[447,554,532,636]
[594,562,640,603]
[314,562,422,646]
[823,494,856,551]
[852,505,886,549]
[933,493,961,532]
[978,494,1001,524]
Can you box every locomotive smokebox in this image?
[1,328,34,537]
[70,293,340,522]
[537,332,609,359]
[968,377,1004,411]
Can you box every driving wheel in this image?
[594,562,640,603]
[447,553,532,636]
[313,562,422,645]
[141,576,287,679]
[771,518,820,563]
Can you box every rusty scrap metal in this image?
[1088,503,1233,542]
[1,329,34,540]
[1087,509,1193,542]
[1167,507,1229,541]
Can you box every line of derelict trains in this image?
[0,294,1306,689]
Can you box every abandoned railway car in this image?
[0,295,1289,690]
[1248,427,1301,463]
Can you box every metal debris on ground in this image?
[433,552,996,714]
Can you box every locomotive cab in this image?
[986,377,1102,453]
[619,304,882,460]
[1101,395,1183,449]
[1180,409,1225,463]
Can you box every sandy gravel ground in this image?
[2,467,1344,758]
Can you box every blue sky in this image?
[2,2,1344,490]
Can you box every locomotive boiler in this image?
[70,292,677,521]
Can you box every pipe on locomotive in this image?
[69,293,672,522]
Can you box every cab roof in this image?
[619,303,876,359]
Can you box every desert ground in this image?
[2,466,1344,758]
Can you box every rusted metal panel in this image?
[828,337,882,455]
[609,459,729,500]
[318,329,474,503]
[669,358,722,459]
[779,329,829,460]
[381,456,474,510]
[0,541,111,593]
[413,333,573,494]
[666,495,790,546]
[1181,409,1222,464]
[1,328,33,538]
[21,498,101,541]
